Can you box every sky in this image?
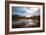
[12,6,40,17]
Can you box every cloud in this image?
[12,7,40,17]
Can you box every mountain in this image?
[12,15,40,21]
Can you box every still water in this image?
[12,19,40,28]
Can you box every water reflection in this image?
[12,19,40,28]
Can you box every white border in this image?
[9,4,43,32]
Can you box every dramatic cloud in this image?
[12,6,40,17]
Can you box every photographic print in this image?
[5,1,45,34]
[12,7,40,28]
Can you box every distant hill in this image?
[12,15,40,20]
